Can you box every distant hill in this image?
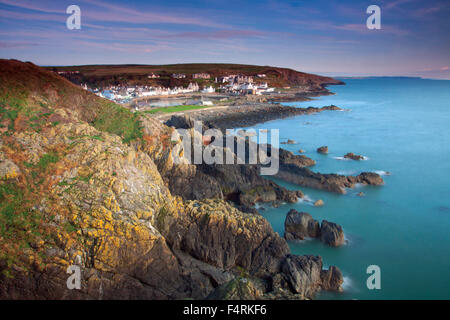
[46,63,344,90]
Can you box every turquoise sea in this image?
[251,77,450,299]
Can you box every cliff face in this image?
[0,59,342,299]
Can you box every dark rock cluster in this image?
[284,209,345,247]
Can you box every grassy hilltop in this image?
[47,63,343,89]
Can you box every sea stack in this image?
[317,146,328,154]
[284,210,345,247]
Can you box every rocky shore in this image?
[164,104,342,131]
[0,59,346,300]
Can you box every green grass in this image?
[92,101,143,143]
[0,181,45,276]
[37,153,59,171]
[143,104,211,114]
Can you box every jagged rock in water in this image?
[284,210,320,240]
[344,152,364,160]
[283,210,345,247]
[317,146,328,154]
[280,255,343,298]
[320,220,345,247]
[320,266,344,292]
[275,164,383,194]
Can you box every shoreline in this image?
[164,103,343,131]
[155,85,341,130]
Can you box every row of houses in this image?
[215,75,254,84]
[172,73,211,79]
[219,82,274,95]
[82,82,215,103]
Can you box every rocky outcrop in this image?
[206,277,264,300]
[320,221,345,247]
[284,210,345,247]
[165,105,343,131]
[158,128,306,212]
[344,152,364,160]
[280,255,343,297]
[276,164,383,194]
[281,139,297,145]
[0,59,345,300]
[284,210,320,240]
[317,146,328,154]
[277,147,316,167]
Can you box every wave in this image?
[374,170,392,176]
[298,195,315,206]
[333,156,350,161]
[342,276,354,292]
[333,155,369,161]
[337,170,358,175]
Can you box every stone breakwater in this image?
[165,104,342,131]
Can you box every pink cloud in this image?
[0,0,227,28]
[334,24,409,36]
[0,40,40,48]
[164,30,267,40]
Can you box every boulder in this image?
[314,199,324,207]
[317,146,328,154]
[320,220,345,247]
[284,209,320,240]
[281,139,297,145]
[298,149,305,153]
[356,172,384,185]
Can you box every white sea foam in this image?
[342,276,353,291]
[337,170,358,175]
[298,195,315,206]
[374,170,392,176]
[333,156,350,161]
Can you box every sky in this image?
[0,0,449,79]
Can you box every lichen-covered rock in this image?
[0,150,20,180]
[164,199,290,277]
[207,277,264,300]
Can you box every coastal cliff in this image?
[0,59,343,299]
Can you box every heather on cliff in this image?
[0,59,343,299]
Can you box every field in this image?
[143,105,211,114]
[45,63,342,89]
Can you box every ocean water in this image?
[250,77,450,299]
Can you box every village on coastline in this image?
[58,70,276,105]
